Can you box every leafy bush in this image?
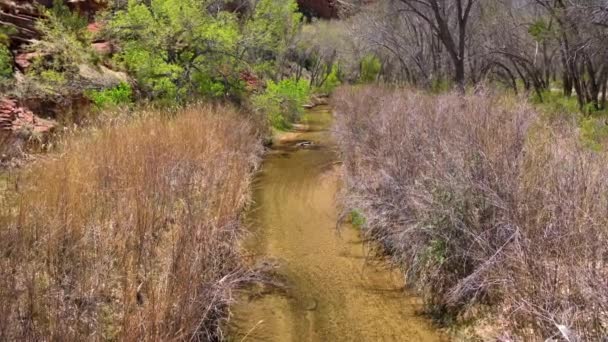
[430,78,452,94]
[15,0,97,102]
[531,91,608,150]
[317,64,341,94]
[253,78,310,130]
[86,82,133,108]
[108,0,240,101]
[580,117,608,151]
[28,1,93,78]
[243,0,302,78]
[528,19,553,42]
[532,90,580,115]
[359,55,382,83]
[0,45,12,80]
[350,209,366,229]
[0,26,13,80]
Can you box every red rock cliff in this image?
[0,0,106,46]
[297,0,338,18]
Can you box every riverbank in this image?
[0,105,263,340]
[230,106,443,341]
[332,86,608,340]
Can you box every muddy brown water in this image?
[230,106,443,341]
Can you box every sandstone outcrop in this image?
[0,97,55,134]
[0,0,107,46]
[0,97,55,160]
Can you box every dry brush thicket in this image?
[0,105,263,341]
[333,86,608,340]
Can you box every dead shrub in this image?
[0,104,263,341]
[332,86,608,339]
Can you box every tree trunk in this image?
[563,71,572,97]
[454,57,465,91]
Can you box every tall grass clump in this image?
[333,86,608,340]
[0,105,262,341]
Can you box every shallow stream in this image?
[230,106,443,341]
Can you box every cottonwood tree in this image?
[475,1,556,97]
[347,0,608,111]
[395,0,478,90]
[353,2,448,86]
[532,0,608,110]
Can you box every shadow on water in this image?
[229,106,444,341]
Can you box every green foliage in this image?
[0,45,12,80]
[253,78,310,130]
[105,0,303,102]
[25,0,93,92]
[34,0,93,66]
[193,73,229,98]
[39,70,67,85]
[426,239,447,265]
[317,64,341,94]
[244,0,302,77]
[528,19,552,42]
[430,78,453,94]
[109,0,241,101]
[47,0,89,36]
[359,55,381,83]
[0,26,14,81]
[0,26,16,46]
[350,209,366,230]
[295,19,358,84]
[580,117,608,151]
[86,82,133,108]
[531,91,608,151]
[531,90,580,116]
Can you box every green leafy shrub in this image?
[531,90,580,117]
[31,0,93,73]
[317,64,341,94]
[430,78,452,94]
[350,209,366,229]
[0,45,12,80]
[253,78,310,130]
[359,55,382,83]
[580,117,608,151]
[0,26,13,80]
[243,0,302,78]
[19,0,94,98]
[86,82,133,108]
[193,73,227,98]
[108,0,241,102]
[39,70,66,85]
[528,20,551,41]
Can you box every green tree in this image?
[242,0,302,78]
[108,0,242,101]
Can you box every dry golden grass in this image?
[0,104,263,341]
[333,86,608,340]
